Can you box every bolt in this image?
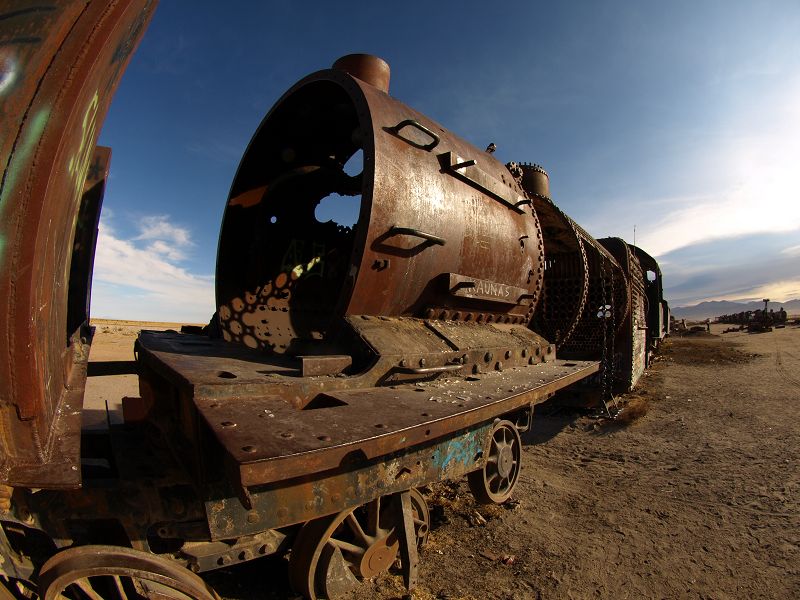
[484,352,493,362]
[419,358,426,367]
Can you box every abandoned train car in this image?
[0,3,668,599]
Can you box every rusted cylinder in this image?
[518,163,550,199]
[216,61,544,352]
[332,54,390,93]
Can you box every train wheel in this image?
[289,489,429,600]
[468,420,522,504]
[38,545,218,600]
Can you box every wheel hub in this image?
[359,536,399,578]
[498,444,514,478]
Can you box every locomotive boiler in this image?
[0,3,668,599]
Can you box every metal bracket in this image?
[386,119,441,151]
[393,490,419,592]
[394,363,463,375]
[388,226,446,246]
[439,151,526,214]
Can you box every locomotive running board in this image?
[195,359,598,487]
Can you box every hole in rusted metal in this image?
[242,445,257,453]
[221,421,236,428]
[303,393,348,409]
[217,371,237,379]
[315,192,360,228]
[317,435,332,441]
[217,80,364,355]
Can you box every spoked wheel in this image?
[468,419,522,504]
[289,489,430,600]
[38,545,218,600]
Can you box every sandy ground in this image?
[85,321,800,599]
[83,319,197,430]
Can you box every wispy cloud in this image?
[585,76,800,258]
[782,244,800,257]
[660,231,800,306]
[91,213,214,323]
[693,278,800,305]
[132,215,193,261]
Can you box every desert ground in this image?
[86,319,800,599]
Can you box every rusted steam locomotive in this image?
[0,3,668,599]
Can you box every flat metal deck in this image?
[137,330,599,487]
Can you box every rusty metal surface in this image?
[136,316,589,492]
[466,419,521,504]
[216,62,544,353]
[332,53,390,93]
[300,355,352,377]
[631,244,669,343]
[0,39,669,600]
[136,317,556,400]
[599,237,648,389]
[0,0,157,488]
[38,545,218,600]
[287,488,426,599]
[522,171,629,363]
[205,423,493,538]
[194,359,595,487]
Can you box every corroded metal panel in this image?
[216,61,544,353]
[0,1,157,488]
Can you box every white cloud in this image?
[135,214,192,247]
[146,239,187,262]
[781,244,800,257]
[586,76,800,258]
[90,214,214,323]
[695,278,800,305]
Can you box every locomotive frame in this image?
[0,3,668,599]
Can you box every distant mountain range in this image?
[671,298,800,320]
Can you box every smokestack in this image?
[332,54,391,93]
[518,163,551,199]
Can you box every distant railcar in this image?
[0,5,667,600]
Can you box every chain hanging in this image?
[599,258,618,417]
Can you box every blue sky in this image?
[93,1,800,321]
